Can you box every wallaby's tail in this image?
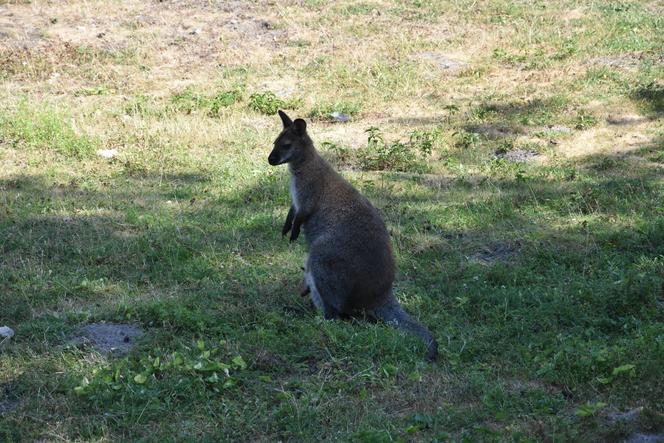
[372,298,438,361]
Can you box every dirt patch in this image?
[540,125,572,135]
[625,434,664,443]
[608,407,643,423]
[469,241,521,265]
[74,322,144,355]
[606,114,651,126]
[223,18,287,48]
[585,53,663,70]
[413,52,467,73]
[495,148,540,163]
[467,124,521,139]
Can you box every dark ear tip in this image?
[278,110,293,127]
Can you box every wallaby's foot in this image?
[282,206,295,237]
[427,341,439,362]
[322,306,340,320]
[289,224,300,242]
[298,280,310,297]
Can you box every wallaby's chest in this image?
[289,178,300,212]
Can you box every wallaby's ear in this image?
[278,110,293,128]
[293,118,307,136]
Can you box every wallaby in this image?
[268,110,438,361]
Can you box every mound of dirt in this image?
[75,322,144,355]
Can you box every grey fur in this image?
[268,110,438,361]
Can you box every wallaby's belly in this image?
[304,207,395,312]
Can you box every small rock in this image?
[0,326,14,350]
[189,28,202,35]
[96,149,118,159]
[329,111,350,123]
[0,326,14,339]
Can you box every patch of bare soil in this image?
[0,0,289,88]
[413,52,468,73]
[606,114,653,126]
[467,123,522,139]
[585,53,664,70]
[625,434,664,443]
[469,241,521,265]
[223,18,286,49]
[73,322,144,355]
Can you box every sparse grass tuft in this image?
[0,102,97,158]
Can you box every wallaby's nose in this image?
[268,153,277,165]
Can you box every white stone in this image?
[0,326,14,339]
[96,149,118,158]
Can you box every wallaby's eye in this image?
[282,143,292,149]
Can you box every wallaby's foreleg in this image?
[298,278,310,297]
[282,205,295,237]
[290,213,305,243]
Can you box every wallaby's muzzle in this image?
[268,152,280,165]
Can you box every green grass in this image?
[1,0,663,441]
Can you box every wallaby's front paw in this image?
[298,280,310,297]
[289,228,300,242]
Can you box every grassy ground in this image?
[1,0,663,441]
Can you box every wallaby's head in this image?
[268,110,312,166]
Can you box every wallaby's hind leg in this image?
[304,268,340,319]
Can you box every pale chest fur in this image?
[289,177,300,212]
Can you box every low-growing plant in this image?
[357,127,438,172]
[454,129,481,149]
[168,86,244,116]
[169,87,208,114]
[74,339,247,400]
[574,110,598,130]
[248,91,300,115]
[209,88,243,116]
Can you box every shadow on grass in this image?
[630,81,664,116]
[1,149,663,440]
